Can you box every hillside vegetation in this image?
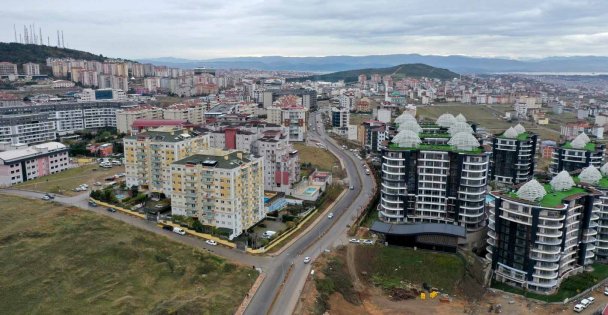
[0,42,117,65]
[288,63,458,82]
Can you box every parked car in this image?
[161,225,173,231]
[42,195,51,200]
[262,231,277,239]
[173,227,186,235]
[573,304,584,313]
[44,193,54,199]
[303,257,311,264]
[106,207,116,213]
[362,239,374,245]
[586,296,595,304]
[604,286,608,296]
[205,240,218,246]
[327,213,334,219]
[88,201,98,207]
[349,238,360,244]
[580,298,591,308]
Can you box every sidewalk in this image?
[235,272,267,315]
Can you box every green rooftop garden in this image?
[419,133,451,138]
[507,183,587,208]
[574,176,608,190]
[498,132,529,141]
[388,143,483,154]
[562,141,596,151]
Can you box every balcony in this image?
[531,245,561,255]
[530,252,560,262]
[532,270,559,280]
[535,262,559,271]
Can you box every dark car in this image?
[106,207,116,213]
[161,225,173,231]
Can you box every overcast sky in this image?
[2,0,608,60]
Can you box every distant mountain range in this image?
[138,54,608,74]
[287,63,458,82]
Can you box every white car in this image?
[205,240,218,246]
[362,239,374,245]
[573,304,584,313]
[349,185,354,190]
[172,227,186,235]
[41,195,51,200]
[349,238,360,244]
[327,213,334,219]
[605,286,608,296]
[586,296,595,304]
[303,257,311,264]
[580,298,591,308]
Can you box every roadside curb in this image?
[267,188,348,257]
[235,272,266,315]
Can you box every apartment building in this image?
[331,106,350,129]
[574,164,608,262]
[550,133,605,175]
[123,128,210,196]
[22,62,40,76]
[163,103,204,125]
[115,105,163,134]
[254,130,300,193]
[487,173,599,294]
[170,150,265,240]
[208,124,300,193]
[0,142,70,187]
[266,105,307,141]
[0,101,135,138]
[491,124,538,185]
[379,113,490,232]
[359,120,386,152]
[0,114,57,145]
[0,62,18,75]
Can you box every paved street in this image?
[0,108,376,315]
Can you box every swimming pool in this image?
[264,197,270,203]
[485,195,495,203]
[116,194,126,200]
[304,187,318,195]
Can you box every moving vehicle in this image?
[349,238,360,243]
[106,207,116,213]
[173,227,186,235]
[303,257,311,264]
[327,213,334,219]
[349,185,354,190]
[44,193,55,199]
[573,304,584,313]
[42,195,51,200]
[88,201,98,207]
[205,240,218,246]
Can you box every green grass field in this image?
[15,164,122,196]
[294,143,340,172]
[357,246,465,293]
[0,195,256,315]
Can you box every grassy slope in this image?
[293,143,340,172]
[0,195,256,315]
[290,63,458,82]
[360,246,464,293]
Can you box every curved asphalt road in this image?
[0,109,375,315]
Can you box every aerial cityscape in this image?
[2,1,608,314]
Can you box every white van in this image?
[262,231,277,238]
[173,227,186,235]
